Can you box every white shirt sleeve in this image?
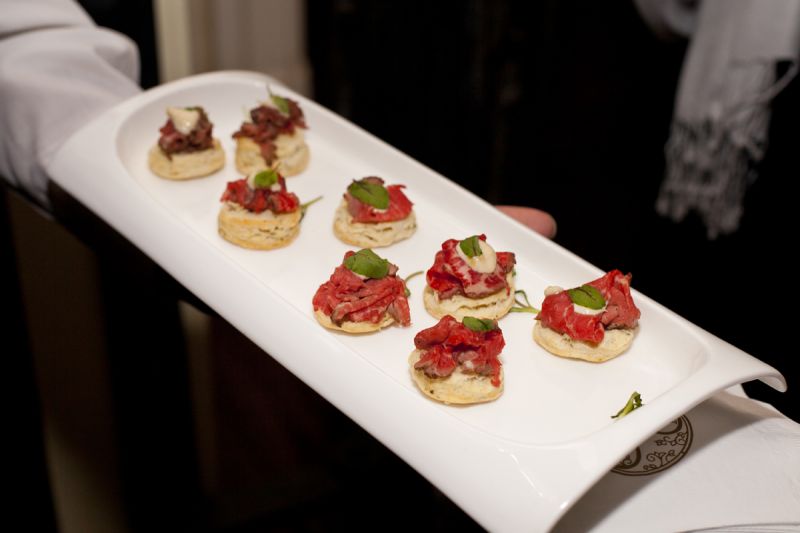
[0,0,142,206]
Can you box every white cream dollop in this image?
[456,239,497,273]
[259,98,277,109]
[167,106,200,135]
[544,285,563,296]
[573,303,606,316]
[246,171,259,189]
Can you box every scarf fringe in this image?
[657,62,797,239]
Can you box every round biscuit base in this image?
[532,322,637,362]
[313,308,394,334]
[408,350,503,404]
[235,135,309,177]
[148,139,225,180]
[423,273,515,321]
[332,200,417,248]
[218,203,302,250]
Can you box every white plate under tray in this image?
[49,71,785,532]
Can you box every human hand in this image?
[495,205,556,239]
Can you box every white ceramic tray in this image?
[49,71,786,532]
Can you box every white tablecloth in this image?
[555,387,800,532]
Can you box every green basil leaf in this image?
[611,391,643,419]
[253,169,279,188]
[270,94,290,114]
[509,289,540,314]
[300,195,323,221]
[347,179,389,209]
[459,235,483,258]
[462,316,497,332]
[344,249,390,279]
[567,284,605,309]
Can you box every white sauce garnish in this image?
[246,171,260,189]
[456,239,497,273]
[260,96,288,113]
[573,303,606,316]
[544,285,563,296]
[167,106,200,135]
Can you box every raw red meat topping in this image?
[344,177,413,223]
[426,235,515,299]
[220,174,299,214]
[232,97,307,164]
[312,252,411,326]
[536,270,641,344]
[413,315,504,386]
[158,107,214,156]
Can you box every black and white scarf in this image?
[641,0,800,238]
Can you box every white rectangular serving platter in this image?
[49,71,785,532]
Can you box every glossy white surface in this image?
[49,71,785,532]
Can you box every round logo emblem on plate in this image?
[612,415,693,476]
